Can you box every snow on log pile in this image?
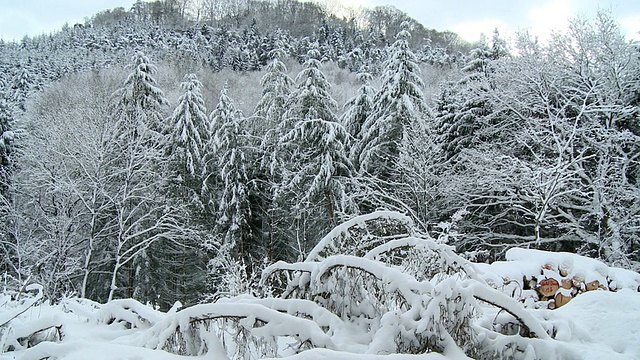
[476,248,640,309]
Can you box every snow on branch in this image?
[304,211,416,262]
[95,298,164,329]
[220,296,345,335]
[140,302,336,357]
[0,284,43,327]
[364,236,484,282]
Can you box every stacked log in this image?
[520,262,611,309]
[478,248,640,310]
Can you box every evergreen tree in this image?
[342,68,375,169]
[203,84,241,215]
[432,79,491,163]
[491,28,509,59]
[105,52,193,306]
[0,94,13,277]
[11,64,34,112]
[207,86,256,296]
[434,29,508,163]
[110,51,169,135]
[212,88,252,256]
[166,73,209,191]
[277,48,355,255]
[0,95,13,197]
[357,23,427,181]
[155,73,211,309]
[254,47,295,261]
[255,46,295,174]
[284,46,337,124]
[254,47,294,133]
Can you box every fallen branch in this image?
[0,284,43,328]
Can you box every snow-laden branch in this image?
[0,284,43,327]
[305,211,415,262]
[364,236,484,283]
[469,281,550,340]
[140,302,336,356]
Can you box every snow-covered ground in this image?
[3,256,638,360]
[2,213,639,359]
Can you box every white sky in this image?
[0,0,639,43]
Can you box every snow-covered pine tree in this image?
[254,45,296,262]
[284,45,337,122]
[460,35,493,75]
[207,85,256,296]
[491,28,509,60]
[0,94,13,197]
[104,53,194,304]
[203,82,239,208]
[151,73,212,310]
[110,51,169,136]
[165,73,209,197]
[342,67,375,169]
[255,45,295,177]
[255,46,294,133]
[357,22,427,181]
[433,30,509,163]
[0,91,14,278]
[425,33,522,256]
[276,47,356,256]
[10,64,35,112]
[212,86,252,255]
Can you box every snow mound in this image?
[553,289,640,359]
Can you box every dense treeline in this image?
[0,1,638,310]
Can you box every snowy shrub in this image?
[94,298,164,329]
[206,240,271,302]
[140,302,335,358]
[262,211,570,359]
[0,284,62,353]
[264,212,491,356]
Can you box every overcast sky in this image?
[0,0,638,43]
[375,0,640,43]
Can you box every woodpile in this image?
[520,261,611,309]
[478,248,640,310]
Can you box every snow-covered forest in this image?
[1,0,639,359]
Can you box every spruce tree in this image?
[212,88,252,256]
[0,95,13,197]
[254,47,294,132]
[157,73,210,309]
[105,52,193,306]
[254,46,295,262]
[434,30,509,163]
[166,73,209,194]
[11,64,34,112]
[255,46,295,177]
[342,67,375,169]
[205,82,239,201]
[357,23,427,180]
[277,47,355,255]
[207,86,255,295]
[111,51,169,136]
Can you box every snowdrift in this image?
[2,212,639,360]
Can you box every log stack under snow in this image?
[523,262,609,309]
[476,248,640,310]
